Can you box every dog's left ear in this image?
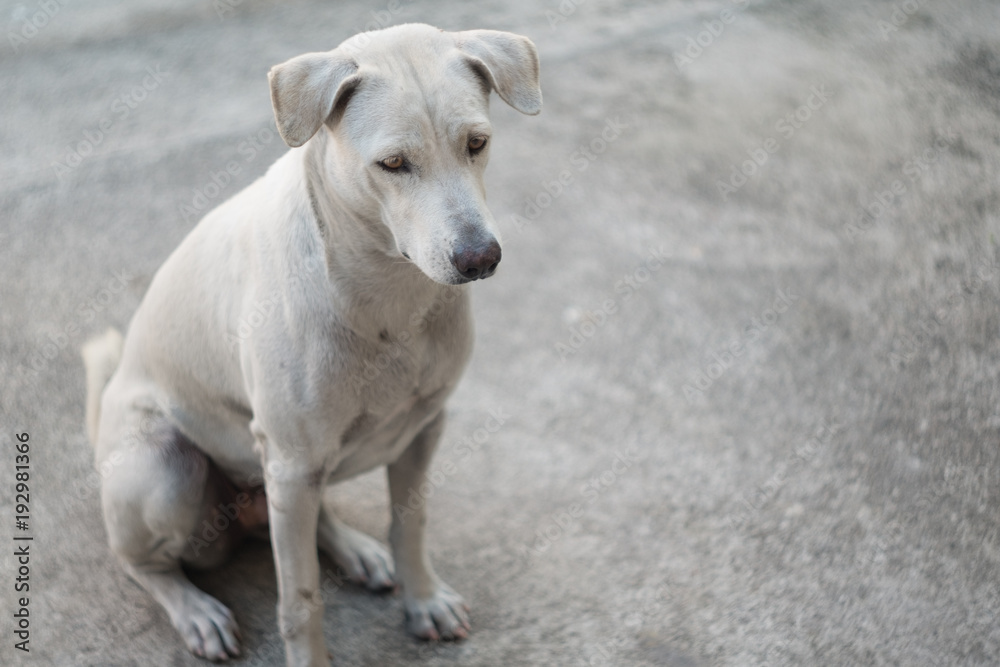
[454,30,542,115]
[268,51,360,148]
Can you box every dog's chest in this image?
[328,324,469,480]
[330,393,436,481]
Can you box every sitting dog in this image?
[81,23,541,665]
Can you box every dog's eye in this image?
[380,156,404,170]
[468,136,487,153]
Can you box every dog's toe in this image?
[360,550,395,591]
[405,586,470,641]
[323,521,396,592]
[338,542,395,591]
[173,594,241,661]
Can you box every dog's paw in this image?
[404,586,470,641]
[172,592,241,661]
[326,523,396,592]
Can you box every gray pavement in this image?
[2,0,999,665]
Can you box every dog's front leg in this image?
[388,411,471,640]
[262,447,329,666]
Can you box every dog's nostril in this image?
[452,239,501,281]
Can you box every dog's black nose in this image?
[452,239,501,281]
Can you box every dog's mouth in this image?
[448,270,496,286]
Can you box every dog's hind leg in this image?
[100,416,243,661]
[317,504,395,591]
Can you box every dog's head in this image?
[268,24,541,285]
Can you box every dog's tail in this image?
[82,327,124,445]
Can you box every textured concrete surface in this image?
[2,0,1000,665]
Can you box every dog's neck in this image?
[296,132,464,340]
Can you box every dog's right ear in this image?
[268,51,360,148]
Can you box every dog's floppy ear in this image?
[454,30,542,115]
[268,51,360,148]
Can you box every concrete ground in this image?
[2,0,999,664]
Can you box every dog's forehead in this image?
[355,31,482,97]
[340,22,454,60]
[340,26,491,142]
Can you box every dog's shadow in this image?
[184,540,471,664]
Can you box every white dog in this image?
[81,23,540,665]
